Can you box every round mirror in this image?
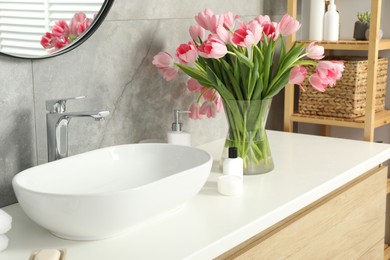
[0,0,114,59]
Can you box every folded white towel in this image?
[0,235,8,252]
[0,210,12,234]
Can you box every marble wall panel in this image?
[107,0,262,20]
[0,56,36,206]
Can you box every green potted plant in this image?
[353,11,370,40]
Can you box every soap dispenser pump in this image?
[167,109,191,146]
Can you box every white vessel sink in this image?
[12,143,212,240]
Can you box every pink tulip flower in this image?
[213,93,224,112]
[332,61,345,78]
[70,12,87,24]
[189,102,205,120]
[232,21,262,48]
[289,66,307,90]
[253,15,272,25]
[223,11,240,29]
[198,35,227,59]
[309,73,328,92]
[77,18,93,35]
[200,100,217,118]
[202,88,215,100]
[262,22,280,41]
[215,26,231,44]
[195,8,214,30]
[54,36,70,50]
[186,78,204,92]
[201,89,223,112]
[40,32,56,49]
[52,20,70,38]
[278,14,301,36]
[195,8,224,34]
[315,60,344,87]
[305,42,324,60]
[189,24,205,42]
[309,60,345,91]
[152,51,179,81]
[69,12,86,35]
[176,41,198,64]
[252,16,280,40]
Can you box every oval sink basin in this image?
[12,144,212,240]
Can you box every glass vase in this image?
[221,99,274,175]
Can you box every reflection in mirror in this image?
[41,12,95,53]
[0,0,112,59]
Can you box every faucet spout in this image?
[59,110,110,121]
[92,111,110,121]
[46,108,110,162]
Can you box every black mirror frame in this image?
[0,0,115,60]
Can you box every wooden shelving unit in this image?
[284,0,388,142]
[385,243,390,260]
[290,110,390,129]
[384,244,390,260]
[285,1,390,258]
[296,39,390,51]
[387,178,390,193]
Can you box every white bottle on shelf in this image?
[323,0,339,41]
[309,0,325,41]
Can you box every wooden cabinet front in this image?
[218,166,387,260]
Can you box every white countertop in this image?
[2,130,390,260]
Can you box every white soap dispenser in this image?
[323,0,339,41]
[167,109,191,146]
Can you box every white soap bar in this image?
[34,249,62,260]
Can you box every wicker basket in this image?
[298,56,388,118]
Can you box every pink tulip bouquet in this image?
[41,12,94,52]
[153,8,344,174]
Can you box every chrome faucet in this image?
[46,96,110,162]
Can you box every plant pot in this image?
[353,21,369,40]
[365,28,383,40]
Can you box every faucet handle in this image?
[45,96,86,113]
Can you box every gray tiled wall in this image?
[0,0,287,207]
